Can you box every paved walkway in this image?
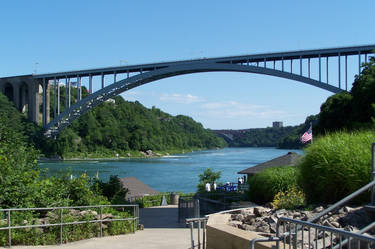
[12,205,195,249]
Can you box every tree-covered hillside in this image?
[0,89,226,158]
[215,126,296,147]
[52,96,226,158]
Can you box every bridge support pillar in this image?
[0,76,42,124]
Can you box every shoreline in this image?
[38,147,214,162]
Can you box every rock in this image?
[239,223,254,231]
[232,214,244,221]
[127,153,131,157]
[331,221,340,228]
[322,220,332,228]
[228,220,242,228]
[274,209,288,218]
[264,216,277,225]
[244,217,256,225]
[69,209,80,216]
[254,207,271,217]
[313,206,324,213]
[256,224,270,233]
[102,214,113,219]
[241,208,254,216]
[269,223,277,233]
[146,150,153,156]
[91,210,98,216]
[138,224,144,230]
[79,210,90,216]
[300,211,313,221]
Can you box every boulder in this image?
[254,207,271,217]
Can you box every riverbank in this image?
[39,147,214,161]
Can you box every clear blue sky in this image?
[1,1,374,129]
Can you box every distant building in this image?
[272,121,283,128]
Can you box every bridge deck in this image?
[33,44,375,80]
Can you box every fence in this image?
[127,195,165,207]
[178,197,200,223]
[250,143,375,249]
[186,217,208,249]
[275,217,375,249]
[0,204,139,247]
[197,192,243,215]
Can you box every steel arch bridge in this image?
[31,44,375,137]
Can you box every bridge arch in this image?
[4,83,14,102]
[19,82,29,114]
[45,62,342,136]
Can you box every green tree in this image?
[197,168,221,192]
[0,116,40,208]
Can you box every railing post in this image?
[194,199,200,218]
[7,210,11,248]
[371,143,375,205]
[133,205,136,233]
[189,221,194,249]
[100,206,103,237]
[60,208,63,244]
[198,220,201,249]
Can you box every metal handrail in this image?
[186,217,208,249]
[308,180,375,223]
[250,143,375,249]
[0,204,139,247]
[276,217,375,249]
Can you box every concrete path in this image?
[11,205,194,249]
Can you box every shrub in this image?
[247,166,298,204]
[272,187,306,210]
[197,168,221,192]
[297,131,375,204]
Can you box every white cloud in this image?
[159,93,204,104]
[200,101,287,119]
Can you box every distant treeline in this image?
[213,116,315,149]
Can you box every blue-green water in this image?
[38,147,302,193]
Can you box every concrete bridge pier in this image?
[0,75,44,125]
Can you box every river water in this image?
[38,147,302,193]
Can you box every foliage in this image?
[0,93,47,153]
[0,207,134,246]
[217,126,296,147]
[93,175,128,204]
[133,192,194,208]
[316,58,375,134]
[51,96,226,158]
[0,115,40,208]
[272,187,306,210]
[247,166,298,204]
[277,115,319,149]
[197,168,222,192]
[297,131,374,204]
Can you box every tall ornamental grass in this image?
[297,131,375,204]
[248,166,298,204]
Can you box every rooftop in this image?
[237,152,302,176]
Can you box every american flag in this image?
[301,126,312,143]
